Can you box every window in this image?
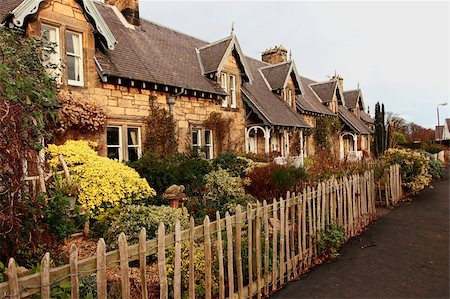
[41,24,61,81]
[192,128,214,159]
[107,126,122,161]
[127,127,141,162]
[107,126,141,161]
[230,75,236,108]
[220,73,228,107]
[65,31,83,86]
[192,129,201,154]
[204,130,213,160]
[288,89,293,107]
[271,133,279,151]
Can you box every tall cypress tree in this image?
[374,102,387,157]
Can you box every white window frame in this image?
[127,127,142,161]
[66,30,84,87]
[107,126,123,161]
[230,74,237,108]
[192,128,202,153]
[204,129,213,160]
[288,89,293,107]
[220,72,228,107]
[41,24,61,83]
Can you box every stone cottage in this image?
[1,0,373,163]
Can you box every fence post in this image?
[204,216,212,299]
[246,204,253,297]
[290,194,297,279]
[235,206,244,298]
[7,258,19,299]
[188,217,195,299]
[306,187,313,266]
[285,193,291,281]
[174,220,182,299]
[118,233,130,299]
[272,199,278,291]
[279,198,285,285]
[139,228,148,299]
[70,244,79,299]
[158,223,168,299]
[256,202,262,298]
[297,193,303,272]
[97,238,107,299]
[301,190,307,270]
[263,200,270,295]
[216,211,225,299]
[41,252,50,299]
[225,212,234,298]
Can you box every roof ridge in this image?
[259,59,292,70]
[197,35,233,50]
[309,78,338,86]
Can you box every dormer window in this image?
[41,23,84,87]
[284,88,293,107]
[66,31,84,86]
[220,72,238,109]
[220,72,228,107]
[230,75,236,108]
[41,24,61,82]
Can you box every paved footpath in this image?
[272,172,449,298]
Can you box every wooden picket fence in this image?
[1,170,378,299]
[376,164,403,208]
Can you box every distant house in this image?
[1,0,373,164]
[436,118,450,141]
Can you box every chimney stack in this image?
[332,74,344,90]
[106,0,140,26]
[261,45,288,64]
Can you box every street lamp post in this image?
[437,102,448,142]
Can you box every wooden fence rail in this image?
[376,164,403,208]
[0,168,395,299]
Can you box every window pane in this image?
[192,131,199,146]
[205,147,211,160]
[67,55,76,81]
[205,130,211,145]
[230,75,235,90]
[107,127,120,145]
[107,147,120,160]
[66,32,75,54]
[127,128,139,145]
[128,147,139,162]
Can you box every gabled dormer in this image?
[196,34,253,109]
[309,78,345,114]
[343,89,365,118]
[257,45,303,111]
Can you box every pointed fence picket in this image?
[0,168,398,299]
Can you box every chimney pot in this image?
[261,45,288,64]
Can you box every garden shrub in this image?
[131,151,211,196]
[203,169,254,216]
[422,143,445,154]
[211,151,250,177]
[245,164,307,202]
[47,140,155,214]
[105,205,189,249]
[423,152,446,179]
[381,148,430,193]
[317,223,345,259]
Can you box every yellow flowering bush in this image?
[381,148,431,194]
[46,140,155,212]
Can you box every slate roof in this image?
[338,106,372,134]
[198,36,232,74]
[94,3,226,95]
[343,89,360,109]
[260,61,293,91]
[0,0,23,22]
[243,58,310,128]
[310,80,337,103]
[360,111,374,124]
[297,76,335,116]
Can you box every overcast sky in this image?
[140,1,449,129]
